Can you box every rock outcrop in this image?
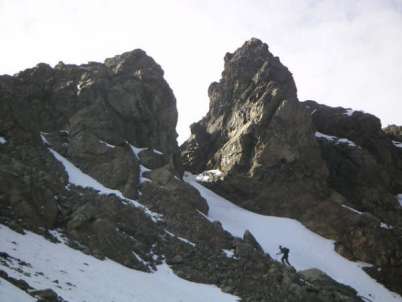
[181,39,402,295]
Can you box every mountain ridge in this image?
[0,38,401,302]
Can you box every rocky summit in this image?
[0,40,401,302]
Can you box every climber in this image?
[277,245,291,266]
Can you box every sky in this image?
[1,0,402,143]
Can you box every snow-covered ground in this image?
[0,225,239,302]
[185,173,402,302]
[47,147,162,222]
[315,131,358,147]
[0,277,36,302]
[0,136,6,144]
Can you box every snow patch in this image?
[342,205,363,215]
[398,194,402,207]
[315,132,357,147]
[0,224,239,302]
[185,173,402,302]
[129,144,147,158]
[380,222,393,230]
[40,132,50,145]
[153,149,163,155]
[196,170,224,183]
[140,165,152,183]
[164,230,196,247]
[76,78,95,95]
[0,136,6,144]
[392,141,402,149]
[222,249,238,259]
[47,147,162,222]
[99,140,116,148]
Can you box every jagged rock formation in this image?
[303,101,402,293]
[181,39,402,295]
[0,48,364,301]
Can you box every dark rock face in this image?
[302,101,402,294]
[0,49,178,198]
[181,39,402,295]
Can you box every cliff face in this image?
[181,39,402,295]
[0,48,365,302]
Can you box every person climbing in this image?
[277,245,291,266]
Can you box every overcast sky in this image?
[1,0,402,142]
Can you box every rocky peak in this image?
[104,49,164,79]
[182,38,324,182]
[208,38,297,119]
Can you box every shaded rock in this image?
[32,288,64,302]
[243,230,264,254]
[300,269,358,298]
[138,148,168,170]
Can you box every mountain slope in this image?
[181,38,402,296]
[0,46,368,301]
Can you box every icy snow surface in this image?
[0,225,239,302]
[0,277,36,302]
[0,136,6,144]
[315,131,357,147]
[185,173,402,302]
[47,148,162,222]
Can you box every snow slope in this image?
[0,224,239,302]
[185,174,402,302]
